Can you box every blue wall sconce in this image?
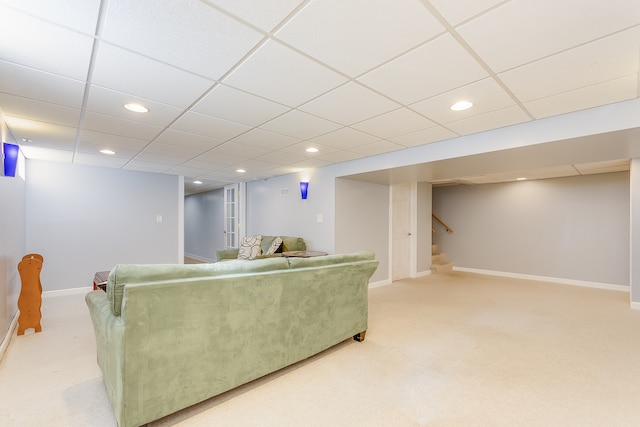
[300,181,309,199]
[3,143,19,177]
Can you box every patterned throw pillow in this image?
[237,235,262,260]
[264,237,283,255]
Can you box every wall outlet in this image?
[316,214,323,224]
[156,215,163,223]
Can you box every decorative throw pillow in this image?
[237,235,262,260]
[265,237,283,255]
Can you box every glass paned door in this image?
[224,184,238,248]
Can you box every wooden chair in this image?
[17,254,44,335]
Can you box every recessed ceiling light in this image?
[99,149,116,155]
[21,138,32,143]
[193,180,203,184]
[236,169,246,173]
[124,103,150,113]
[450,101,473,111]
[306,147,318,153]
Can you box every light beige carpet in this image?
[1,272,640,426]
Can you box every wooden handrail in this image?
[432,214,453,233]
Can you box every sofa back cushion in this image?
[281,236,306,252]
[287,250,375,269]
[107,257,289,316]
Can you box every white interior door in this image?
[224,184,238,248]
[392,183,411,281]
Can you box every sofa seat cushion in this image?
[107,257,290,316]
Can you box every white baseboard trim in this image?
[184,253,215,263]
[631,302,640,310]
[453,266,629,293]
[0,311,19,364]
[369,279,392,289]
[43,286,93,298]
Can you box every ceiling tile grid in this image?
[0,0,637,194]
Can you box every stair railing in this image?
[432,214,453,233]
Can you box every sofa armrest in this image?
[85,290,126,423]
[216,248,239,261]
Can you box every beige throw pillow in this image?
[237,235,262,260]
[265,237,283,255]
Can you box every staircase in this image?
[431,243,453,274]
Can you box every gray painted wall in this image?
[26,160,183,291]
[0,150,26,341]
[630,159,640,305]
[335,178,389,283]
[416,182,432,274]
[184,189,224,261]
[432,172,630,286]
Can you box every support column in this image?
[630,158,640,309]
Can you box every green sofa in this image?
[216,235,306,260]
[85,251,378,427]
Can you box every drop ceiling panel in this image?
[299,82,400,126]
[390,126,458,148]
[206,0,305,32]
[446,105,531,135]
[79,130,150,151]
[457,0,640,72]
[276,0,445,77]
[278,141,339,157]
[349,140,405,156]
[82,112,163,141]
[317,151,363,164]
[225,158,279,172]
[411,77,516,124]
[306,127,380,150]
[291,158,332,169]
[154,129,225,151]
[4,119,77,150]
[76,142,140,159]
[359,34,488,105]
[254,150,306,165]
[92,43,214,108]
[259,109,342,140]
[1,0,101,34]
[170,164,219,176]
[0,61,85,108]
[229,128,301,150]
[223,40,348,107]
[122,160,171,173]
[170,111,251,141]
[86,86,183,127]
[207,141,270,158]
[74,152,130,168]
[193,84,290,126]
[191,150,244,166]
[351,108,436,139]
[499,27,640,103]
[429,0,506,26]
[0,93,80,127]
[139,143,205,162]
[101,0,264,79]
[0,5,94,80]
[525,75,638,120]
